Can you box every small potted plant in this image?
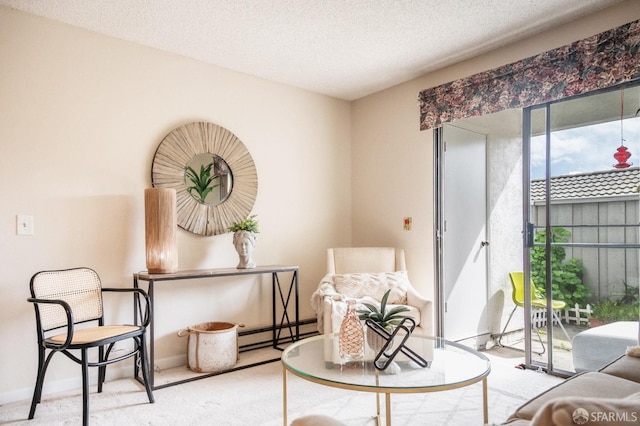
[357,290,410,352]
[228,215,259,269]
[227,214,259,234]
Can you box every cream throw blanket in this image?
[310,271,410,333]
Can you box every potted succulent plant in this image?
[227,215,259,269]
[357,289,410,352]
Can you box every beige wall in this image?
[2,0,639,404]
[0,7,351,401]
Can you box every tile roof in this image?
[530,167,639,201]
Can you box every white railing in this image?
[531,303,592,328]
[563,303,592,325]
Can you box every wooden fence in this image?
[531,195,639,301]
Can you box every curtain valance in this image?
[418,19,640,130]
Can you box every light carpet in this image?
[0,347,562,425]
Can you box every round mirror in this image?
[151,122,257,236]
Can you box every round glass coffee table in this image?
[281,333,490,425]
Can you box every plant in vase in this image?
[357,290,410,352]
[227,215,259,269]
[227,214,259,233]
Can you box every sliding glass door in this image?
[524,85,640,374]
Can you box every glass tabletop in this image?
[281,333,491,393]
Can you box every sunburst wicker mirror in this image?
[151,122,257,236]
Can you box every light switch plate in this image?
[17,215,34,235]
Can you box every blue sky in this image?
[530,117,640,180]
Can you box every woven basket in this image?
[178,322,241,373]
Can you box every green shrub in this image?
[591,299,639,324]
[620,280,639,305]
[530,227,590,308]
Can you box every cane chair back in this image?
[31,268,103,330]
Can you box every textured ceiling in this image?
[0,0,624,100]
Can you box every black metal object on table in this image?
[365,317,430,371]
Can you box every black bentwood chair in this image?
[27,267,154,425]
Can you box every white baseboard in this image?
[0,375,82,406]
[152,354,187,372]
[0,354,182,406]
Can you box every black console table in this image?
[133,265,299,389]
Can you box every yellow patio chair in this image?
[498,272,571,354]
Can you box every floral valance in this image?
[419,19,640,130]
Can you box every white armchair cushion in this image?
[332,271,409,304]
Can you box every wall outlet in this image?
[17,215,34,235]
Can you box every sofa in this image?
[503,348,640,425]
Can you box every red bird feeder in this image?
[613,145,632,169]
[613,90,633,169]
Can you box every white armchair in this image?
[311,247,433,337]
